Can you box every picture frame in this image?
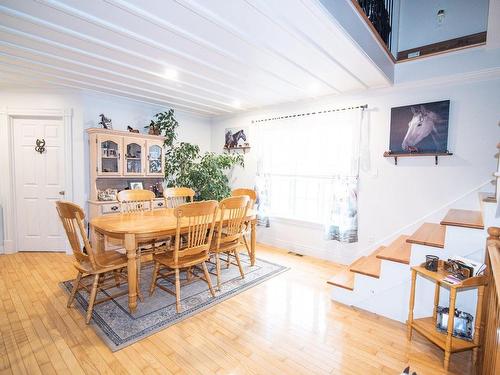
[224,127,249,149]
[389,100,450,154]
[128,181,144,190]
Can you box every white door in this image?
[13,117,67,251]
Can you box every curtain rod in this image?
[251,104,367,124]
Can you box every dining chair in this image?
[230,188,257,257]
[149,200,218,313]
[117,189,155,212]
[117,189,165,300]
[210,195,250,290]
[56,201,128,324]
[163,187,195,208]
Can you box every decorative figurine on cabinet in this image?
[99,114,113,129]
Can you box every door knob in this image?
[59,190,65,195]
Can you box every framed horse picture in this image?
[389,100,450,154]
[224,127,250,150]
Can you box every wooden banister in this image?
[477,227,500,374]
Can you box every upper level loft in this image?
[321,0,491,63]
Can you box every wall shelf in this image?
[224,146,251,154]
[383,151,453,165]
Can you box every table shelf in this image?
[411,317,478,353]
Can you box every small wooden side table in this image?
[407,262,487,371]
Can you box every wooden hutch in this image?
[87,128,166,220]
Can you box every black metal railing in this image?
[357,0,393,50]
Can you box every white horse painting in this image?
[401,105,443,152]
[389,100,450,153]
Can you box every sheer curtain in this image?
[255,108,364,243]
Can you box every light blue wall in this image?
[398,0,489,51]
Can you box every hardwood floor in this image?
[0,245,473,374]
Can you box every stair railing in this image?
[355,0,393,50]
[477,227,500,374]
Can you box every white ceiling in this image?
[0,0,391,116]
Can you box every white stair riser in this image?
[482,202,500,228]
[443,226,486,256]
[332,244,485,323]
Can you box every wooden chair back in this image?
[173,200,218,266]
[215,196,250,247]
[55,201,98,270]
[117,189,155,213]
[231,188,257,208]
[164,187,195,208]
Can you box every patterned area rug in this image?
[61,253,287,351]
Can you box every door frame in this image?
[0,108,73,254]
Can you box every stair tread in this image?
[376,235,411,264]
[406,223,446,248]
[350,246,384,278]
[327,267,354,290]
[440,209,484,229]
[327,256,368,290]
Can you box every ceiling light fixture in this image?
[164,68,179,80]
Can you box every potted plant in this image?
[154,110,243,201]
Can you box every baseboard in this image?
[256,235,349,264]
[3,239,14,254]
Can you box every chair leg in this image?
[175,268,181,313]
[149,261,160,296]
[242,235,251,257]
[86,274,100,324]
[202,262,216,297]
[67,271,82,308]
[234,250,245,279]
[113,270,121,288]
[215,254,222,291]
[226,253,230,268]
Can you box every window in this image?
[256,109,361,224]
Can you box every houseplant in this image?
[155,110,244,201]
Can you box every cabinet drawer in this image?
[153,199,165,209]
[101,203,121,214]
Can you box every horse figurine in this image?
[402,105,443,152]
[225,129,246,148]
[98,114,112,129]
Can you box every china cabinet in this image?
[87,128,166,223]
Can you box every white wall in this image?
[0,88,211,253]
[398,0,489,51]
[210,74,500,264]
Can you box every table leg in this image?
[444,288,457,371]
[407,269,417,340]
[91,226,105,254]
[433,282,440,320]
[125,233,138,313]
[250,219,256,266]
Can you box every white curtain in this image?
[255,108,364,243]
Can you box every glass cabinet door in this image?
[97,135,122,175]
[124,139,144,175]
[146,141,164,175]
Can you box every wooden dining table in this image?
[90,207,257,313]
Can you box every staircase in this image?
[328,202,498,323]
